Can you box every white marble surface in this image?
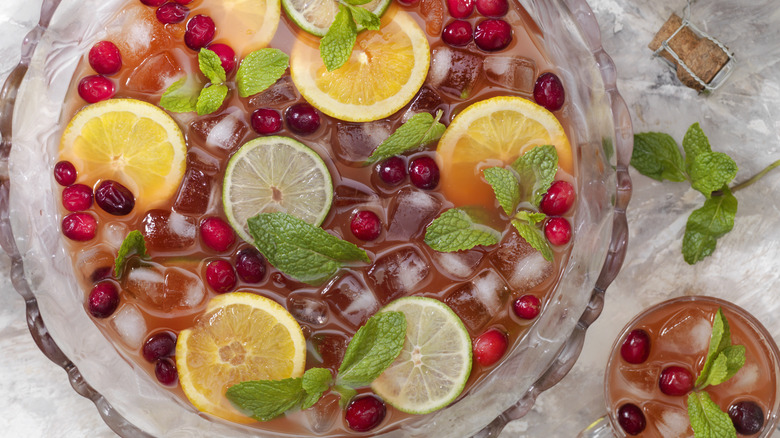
[1,0,779,437]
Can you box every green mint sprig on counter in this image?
[320,3,381,71]
[226,311,406,420]
[367,110,446,164]
[114,230,149,278]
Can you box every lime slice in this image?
[281,0,392,37]
[371,297,473,414]
[223,136,333,243]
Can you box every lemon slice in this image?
[290,8,430,122]
[436,96,573,208]
[59,98,186,210]
[176,292,306,423]
[371,297,472,415]
[223,136,333,243]
[200,0,281,55]
[282,0,392,37]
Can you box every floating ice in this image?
[368,247,430,304]
[445,270,509,332]
[142,210,197,251]
[483,56,536,94]
[489,231,553,292]
[433,250,484,279]
[323,274,379,328]
[333,121,392,164]
[288,294,329,327]
[111,304,147,349]
[386,187,441,240]
[429,48,484,99]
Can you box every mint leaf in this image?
[682,186,737,265]
[236,49,290,98]
[424,208,501,252]
[682,122,712,174]
[631,132,686,182]
[198,48,226,84]
[346,4,380,30]
[515,210,546,226]
[301,368,333,409]
[689,152,738,198]
[368,111,446,163]
[226,377,305,421]
[320,6,357,71]
[511,145,558,206]
[337,311,406,388]
[511,218,553,261]
[247,212,370,285]
[483,167,520,215]
[196,83,228,115]
[695,308,747,388]
[159,77,199,113]
[114,230,149,277]
[687,392,737,438]
[334,384,358,408]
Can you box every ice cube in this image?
[124,264,165,306]
[248,76,298,108]
[644,402,692,437]
[108,4,172,67]
[367,247,430,304]
[432,250,484,279]
[309,332,348,371]
[483,56,537,94]
[429,48,484,99]
[110,304,147,349]
[74,244,115,282]
[188,109,249,153]
[142,209,197,251]
[402,86,445,123]
[386,187,442,240]
[323,274,379,328]
[333,121,392,165]
[420,0,444,35]
[102,221,129,250]
[659,307,712,357]
[489,231,553,292]
[125,50,183,94]
[445,270,509,332]
[288,293,329,327]
[332,182,380,212]
[719,363,760,394]
[304,394,340,434]
[173,153,219,216]
[164,266,206,309]
[124,264,205,313]
[617,362,662,398]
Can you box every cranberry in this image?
[174,0,193,4]
[142,332,177,362]
[62,212,97,241]
[378,156,406,185]
[206,259,237,293]
[251,108,283,135]
[476,0,508,17]
[88,281,120,318]
[140,0,166,6]
[90,266,113,282]
[54,161,77,186]
[617,403,646,435]
[544,217,571,246]
[659,365,694,396]
[513,294,541,319]
[235,248,267,283]
[473,329,508,367]
[533,72,565,112]
[88,41,122,75]
[446,0,475,18]
[78,75,115,103]
[207,43,236,74]
[156,2,189,24]
[95,180,135,216]
[61,184,93,212]
[540,180,575,216]
[185,15,216,50]
[408,156,440,190]
[729,400,764,435]
[474,19,512,51]
[286,103,320,134]
[155,358,178,386]
[620,329,651,364]
[351,210,382,241]
[442,20,473,47]
[200,216,236,252]
[345,395,386,432]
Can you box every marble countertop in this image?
[2,0,779,436]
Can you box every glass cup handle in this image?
[577,415,618,438]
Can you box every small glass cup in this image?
[580,296,780,438]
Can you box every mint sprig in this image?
[424,208,500,252]
[511,144,558,207]
[235,48,290,98]
[481,167,519,216]
[688,392,737,438]
[159,77,199,113]
[114,230,149,278]
[367,110,446,163]
[247,212,370,285]
[319,3,381,71]
[336,311,406,387]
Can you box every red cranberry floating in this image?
[78,75,115,103]
[88,281,120,318]
[345,395,386,432]
[544,217,571,246]
[442,20,473,47]
[235,248,267,283]
[54,160,77,186]
[474,19,512,52]
[351,210,382,241]
[142,332,177,362]
[540,180,575,216]
[155,357,178,386]
[200,216,236,252]
[156,2,189,24]
[659,365,694,396]
[378,156,406,185]
[140,0,166,6]
[90,266,113,283]
[533,72,565,112]
[61,184,93,212]
[513,294,541,320]
[446,0,475,18]
[88,41,122,75]
[174,0,193,4]
[62,212,97,241]
[473,328,508,367]
[185,15,216,50]
[617,403,646,436]
[408,156,440,189]
[729,400,764,435]
[207,43,236,74]
[95,180,135,216]
[476,0,508,17]
[620,329,651,364]
[206,259,237,293]
[251,108,283,135]
[286,103,320,134]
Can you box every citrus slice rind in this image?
[371,297,472,415]
[202,0,281,55]
[176,292,306,423]
[223,136,333,243]
[59,98,187,210]
[290,8,430,122]
[281,0,392,37]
